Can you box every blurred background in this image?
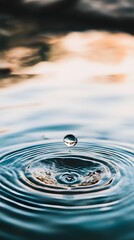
[0,0,134,145]
[0,1,134,240]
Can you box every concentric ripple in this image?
[1,140,133,211]
[26,155,106,189]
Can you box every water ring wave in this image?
[1,140,133,211]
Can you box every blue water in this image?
[0,1,134,239]
[0,75,134,240]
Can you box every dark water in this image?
[1,140,134,240]
[0,1,134,240]
[0,0,134,33]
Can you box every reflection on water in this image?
[1,1,134,32]
[0,10,134,240]
[1,31,134,87]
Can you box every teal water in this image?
[0,77,134,240]
[0,4,134,238]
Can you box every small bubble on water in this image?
[63,134,78,147]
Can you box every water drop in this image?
[63,134,78,147]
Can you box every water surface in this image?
[0,4,134,240]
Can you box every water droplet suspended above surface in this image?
[63,134,78,147]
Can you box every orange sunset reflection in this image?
[0,31,134,87]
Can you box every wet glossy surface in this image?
[0,3,134,239]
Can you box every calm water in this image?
[0,1,134,240]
